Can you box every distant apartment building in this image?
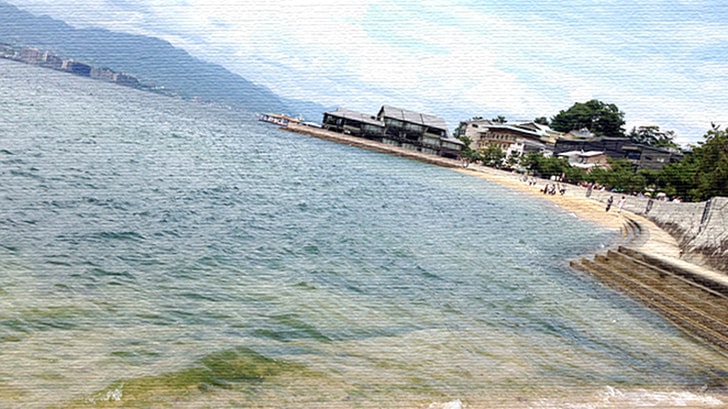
[20,47,41,63]
[323,105,464,159]
[113,72,140,87]
[1,43,146,92]
[63,60,92,76]
[91,67,116,81]
[41,51,64,70]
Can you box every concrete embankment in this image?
[282,123,465,168]
[586,191,728,274]
[571,244,728,358]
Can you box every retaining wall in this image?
[586,190,728,273]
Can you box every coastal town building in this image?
[457,118,495,148]
[321,108,384,139]
[1,43,147,91]
[557,150,609,170]
[623,144,684,171]
[258,113,303,127]
[506,138,553,159]
[322,105,464,159]
[457,119,562,152]
[554,136,683,171]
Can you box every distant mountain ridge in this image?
[0,1,327,119]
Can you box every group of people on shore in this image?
[541,183,566,196]
[605,195,626,213]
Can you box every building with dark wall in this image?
[322,105,463,159]
[65,61,92,77]
[554,136,683,171]
[322,108,385,139]
[554,137,632,158]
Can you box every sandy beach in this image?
[454,164,684,260]
[284,123,683,260]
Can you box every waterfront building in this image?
[623,144,684,171]
[322,105,464,159]
[475,123,545,151]
[456,118,494,149]
[322,108,385,139]
[506,138,553,159]
[259,113,302,126]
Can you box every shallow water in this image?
[0,59,726,408]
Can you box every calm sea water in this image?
[1,59,726,409]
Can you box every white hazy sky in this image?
[8,0,728,145]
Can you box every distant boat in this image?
[258,113,302,126]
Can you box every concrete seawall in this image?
[586,191,728,273]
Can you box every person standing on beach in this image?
[606,196,614,212]
[617,196,626,213]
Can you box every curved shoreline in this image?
[282,122,727,289]
[454,165,681,258]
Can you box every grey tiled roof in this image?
[325,108,384,127]
[379,105,449,134]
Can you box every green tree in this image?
[653,124,728,201]
[521,152,570,179]
[657,155,699,201]
[505,151,521,170]
[492,115,507,124]
[457,135,479,162]
[534,116,549,125]
[691,124,728,200]
[562,166,587,184]
[628,125,678,148]
[550,99,626,137]
[480,145,506,167]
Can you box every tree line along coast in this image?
[453,101,727,204]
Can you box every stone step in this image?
[618,246,728,296]
[576,258,728,354]
[604,249,728,320]
[591,254,728,335]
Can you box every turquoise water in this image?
[0,59,726,408]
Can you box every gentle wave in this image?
[1,58,727,408]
